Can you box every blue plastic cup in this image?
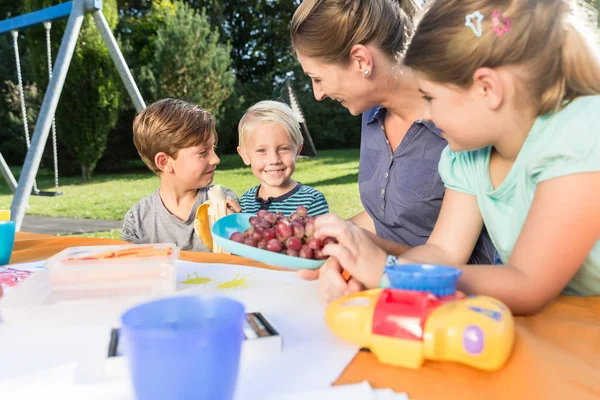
[384,264,462,296]
[0,220,16,265]
[121,295,245,400]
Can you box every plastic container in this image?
[212,213,325,270]
[44,243,178,301]
[384,264,462,296]
[0,220,16,265]
[121,295,245,400]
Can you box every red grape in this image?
[262,228,276,240]
[263,212,277,225]
[291,221,305,238]
[232,208,331,261]
[286,236,302,251]
[266,238,283,253]
[244,237,258,247]
[257,219,271,230]
[251,229,263,242]
[307,237,323,250]
[304,219,315,237]
[299,245,313,259]
[285,248,299,257]
[275,220,293,241]
[314,248,327,260]
[296,206,308,217]
[230,232,244,243]
[257,210,268,219]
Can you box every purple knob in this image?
[463,325,484,355]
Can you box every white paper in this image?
[174,261,360,399]
[264,381,376,400]
[0,260,359,400]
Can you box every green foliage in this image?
[16,0,122,181]
[0,149,363,223]
[145,2,235,114]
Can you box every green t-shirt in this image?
[438,96,600,296]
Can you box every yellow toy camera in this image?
[325,265,515,371]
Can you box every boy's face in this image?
[238,123,301,190]
[168,140,220,189]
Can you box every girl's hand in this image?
[315,214,387,291]
[317,255,363,305]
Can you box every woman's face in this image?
[297,52,377,116]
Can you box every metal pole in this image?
[10,0,85,230]
[92,10,146,113]
[0,152,17,194]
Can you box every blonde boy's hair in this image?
[238,100,303,150]
[290,0,420,65]
[404,0,600,115]
[133,98,215,174]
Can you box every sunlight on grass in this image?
[0,150,363,237]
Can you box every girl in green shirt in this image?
[311,0,600,315]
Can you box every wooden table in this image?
[9,233,600,399]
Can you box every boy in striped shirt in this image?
[237,100,329,216]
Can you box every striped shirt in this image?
[240,183,329,216]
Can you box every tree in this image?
[144,2,235,115]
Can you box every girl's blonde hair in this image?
[290,0,421,65]
[238,101,303,150]
[404,0,600,115]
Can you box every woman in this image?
[290,0,496,282]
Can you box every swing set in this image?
[0,0,146,231]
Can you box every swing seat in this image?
[32,189,63,197]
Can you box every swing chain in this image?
[11,30,39,194]
[44,21,60,191]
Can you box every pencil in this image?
[342,270,351,282]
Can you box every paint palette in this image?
[211,213,325,270]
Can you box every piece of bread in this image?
[194,185,230,254]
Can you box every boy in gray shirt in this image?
[122,99,240,251]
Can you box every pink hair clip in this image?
[492,10,511,37]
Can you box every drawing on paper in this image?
[178,270,254,292]
[0,266,34,291]
[217,273,252,290]
[180,272,212,285]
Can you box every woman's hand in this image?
[315,214,387,296]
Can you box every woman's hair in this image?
[404,0,600,115]
[290,0,421,65]
[238,100,303,150]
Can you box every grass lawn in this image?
[0,149,363,239]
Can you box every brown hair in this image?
[290,0,421,65]
[133,98,215,174]
[404,0,600,115]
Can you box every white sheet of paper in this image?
[175,261,360,399]
[263,381,376,400]
[0,260,360,400]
